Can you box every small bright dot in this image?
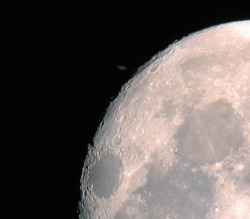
[236,164,245,171]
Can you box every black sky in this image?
[11,3,249,219]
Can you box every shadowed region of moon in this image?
[175,99,243,165]
[88,153,123,198]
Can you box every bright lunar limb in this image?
[79,21,250,219]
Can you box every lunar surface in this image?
[79,21,250,218]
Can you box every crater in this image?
[88,153,123,198]
[175,99,242,165]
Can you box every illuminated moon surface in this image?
[79,21,250,219]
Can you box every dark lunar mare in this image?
[175,99,242,165]
[115,157,215,218]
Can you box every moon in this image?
[79,21,250,218]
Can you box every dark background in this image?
[11,3,249,219]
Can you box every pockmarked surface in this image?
[79,21,250,219]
